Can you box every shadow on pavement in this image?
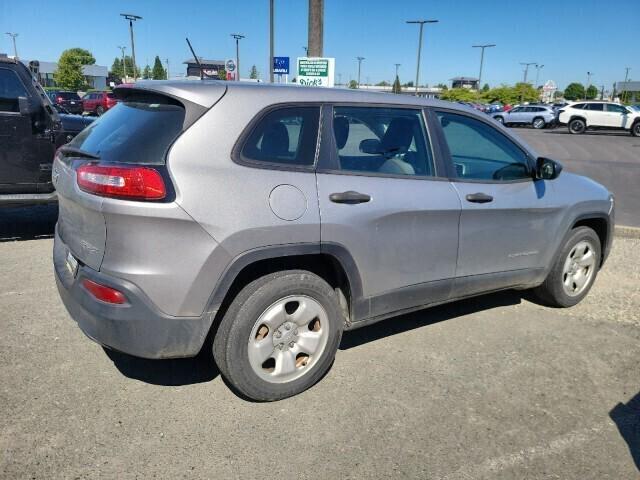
[340,289,523,350]
[610,391,640,472]
[104,346,220,386]
[0,204,58,242]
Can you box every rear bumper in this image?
[54,228,215,359]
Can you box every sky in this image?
[1,0,638,91]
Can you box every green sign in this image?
[298,59,329,77]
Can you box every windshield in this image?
[68,101,185,165]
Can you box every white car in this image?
[558,101,640,136]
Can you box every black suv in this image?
[0,56,93,206]
[47,90,83,114]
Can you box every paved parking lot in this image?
[1,129,639,479]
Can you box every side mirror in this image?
[359,138,382,155]
[536,157,563,180]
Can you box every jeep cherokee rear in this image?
[53,81,614,401]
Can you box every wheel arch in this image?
[569,115,587,126]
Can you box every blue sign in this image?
[273,56,290,74]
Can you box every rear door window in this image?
[67,101,185,164]
[585,103,604,111]
[58,92,80,100]
[239,106,320,166]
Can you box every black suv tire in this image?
[213,270,344,401]
[568,118,586,134]
[533,226,601,307]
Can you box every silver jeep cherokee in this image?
[53,81,614,401]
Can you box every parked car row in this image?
[47,89,118,116]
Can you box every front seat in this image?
[378,117,415,175]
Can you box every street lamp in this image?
[472,44,495,90]
[231,34,245,81]
[5,32,18,59]
[586,72,594,99]
[520,62,536,83]
[117,46,127,80]
[120,14,142,80]
[394,63,401,77]
[406,19,438,95]
[356,56,365,88]
[534,64,544,88]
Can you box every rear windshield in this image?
[57,92,80,100]
[67,102,185,165]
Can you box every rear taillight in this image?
[56,96,63,103]
[82,279,127,304]
[76,164,166,200]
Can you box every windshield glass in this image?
[68,101,185,164]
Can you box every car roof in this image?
[128,79,462,111]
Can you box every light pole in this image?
[269,0,274,83]
[534,64,544,88]
[622,67,630,102]
[520,62,536,84]
[586,71,594,99]
[472,44,495,91]
[165,58,170,79]
[117,46,127,80]
[356,56,365,88]
[5,32,18,59]
[120,14,142,80]
[231,34,245,81]
[395,63,401,77]
[308,0,324,57]
[406,19,438,95]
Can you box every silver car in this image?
[53,81,614,401]
[493,105,557,129]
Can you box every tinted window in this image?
[332,106,433,176]
[572,103,585,109]
[585,103,604,111]
[606,104,628,114]
[57,92,80,100]
[0,68,28,112]
[241,107,319,166]
[510,107,522,113]
[437,111,530,181]
[68,102,185,165]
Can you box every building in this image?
[451,76,479,90]
[354,84,442,99]
[184,58,225,79]
[27,60,108,89]
[616,81,640,103]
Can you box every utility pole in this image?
[356,56,365,88]
[165,58,170,79]
[120,14,142,80]
[472,44,495,91]
[308,0,324,57]
[406,19,439,95]
[269,0,274,83]
[231,34,245,81]
[5,32,18,59]
[534,64,544,88]
[117,46,127,80]
[586,71,593,99]
[520,62,536,84]
[395,63,401,77]
[622,67,630,103]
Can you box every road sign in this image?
[273,57,289,74]
[296,57,335,87]
[225,59,237,81]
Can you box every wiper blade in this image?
[59,146,100,160]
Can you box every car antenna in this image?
[186,38,203,80]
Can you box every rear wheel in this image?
[533,226,601,307]
[494,116,504,124]
[213,270,344,401]
[568,118,586,134]
[631,121,640,137]
[96,106,105,116]
[532,117,546,129]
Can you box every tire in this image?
[96,106,105,116]
[568,118,586,134]
[495,116,504,124]
[213,270,344,401]
[631,121,640,137]
[533,226,601,307]
[532,117,546,129]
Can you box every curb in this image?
[615,225,640,239]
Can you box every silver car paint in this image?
[55,81,612,326]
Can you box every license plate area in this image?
[66,250,79,277]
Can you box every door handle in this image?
[329,191,371,204]
[465,192,493,203]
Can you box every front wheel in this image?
[96,106,105,116]
[533,226,601,307]
[494,116,504,124]
[568,118,586,134]
[631,122,640,137]
[213,270,344,401]
[532,117,546,129]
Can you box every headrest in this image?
[261,122,289,158]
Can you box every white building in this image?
[27,60,108,89]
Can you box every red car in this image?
[82,91,118,116]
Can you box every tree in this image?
[512,82,540,103]
[392,75,401,94]
[142,65,151,79]
[482,83,490,92]
[55,48,95,90]
[348,79,358,89]
[218,69,227,80]
[403,81,414,88]
[440,88,480,102]
[564,83,585,101]
[249,65,259,79]
[376,80,390,87]
[110,57,123,79]
[586,85,598,100]
[152,56,166,80]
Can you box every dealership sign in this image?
[225,59,237,81]
[273,56,290,74]
[296,57,335,87]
